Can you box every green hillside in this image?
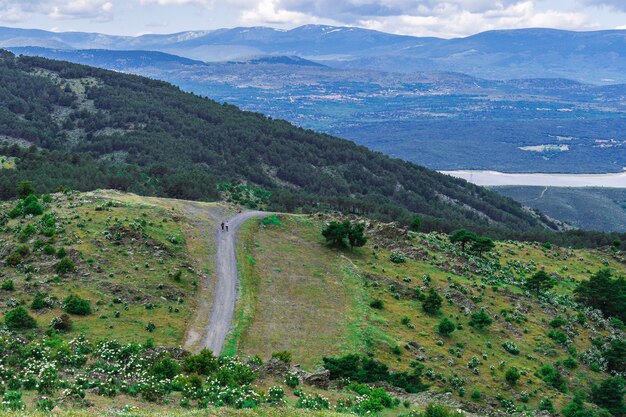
[494,186,626,233]
[1,191,623,417]
[0,49,558,238]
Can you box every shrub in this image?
[296,393,329,410]
[1,279,14,291]
[549,316,566,328]
[322,221,367,249]
[285,372,300,388]
[422,288,442,314]
[437,318,456,336]
[562,357,578,370]
[538,397,556,414]
[505,367,520,385]
[548,330,568,345]
[370,299,384,310]
[148,355,180,380]
[43,244,56,255]
[5,307,37,330]
[49,314,72,332]
[145,322,156,332]
[56,247,67,259]
[271,350,292,363]
[18,224,36,242]
[322,354,426,393]
[502,341,520,355]
[22,195,43,216]
[410,217,421,231]
[537,365,568,393]
[1,390,25,411]
[5,252,22,267]
[183,349,218,375]
[31,292,51,310]
[55,257,75,274]
[469,309,493,329]
[16,180,35,198]
[471,390,481,401]
[390,252,406,263]
[63,295,92,315]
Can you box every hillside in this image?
[0,49,567,240]
[493,187,626,233]
[0,191,624,416]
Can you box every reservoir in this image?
[441,170,626,187]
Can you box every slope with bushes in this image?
[233,214,625,415]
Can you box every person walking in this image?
[221,222,225,231]
[225,223,229,232]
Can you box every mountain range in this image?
[3,25,626,83]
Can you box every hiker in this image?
[225,224,229,232]
[221,222,224,231]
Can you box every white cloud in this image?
[241,0,317,25]
[0,0,114,22]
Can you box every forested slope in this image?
[0,50,622,246]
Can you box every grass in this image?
[227,215,364,367]
[231,213,624,411]
[0,190,224,347]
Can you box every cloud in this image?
[241,0,317,25]
[235,0,592,37]
[0,0,114,22]
[580,0,626,12]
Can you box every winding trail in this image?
[202,210,271,355]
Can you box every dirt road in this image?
[202,210,270,355]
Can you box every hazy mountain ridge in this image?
[2,25,626,83]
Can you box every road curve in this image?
[202,210,271,355]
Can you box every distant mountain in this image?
[2,25,626,83]
[8,47,206,71]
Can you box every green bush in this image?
[182,349,218,375]
[1,279,14,291]
[537,364,568,393]
[562,357,578,370]
[469,309,493,329]
[505,367,520,385]
[55,256,76,274]
[5,307,37,330]
[5,252,22,266]
[63,295,91,315]
[549,316,566,328]
[390,252,406,263]
[437,318,456,336]
[31,292,50,310]
[43,244,56,255]
[322,354,426,393]
[422,288,443,314]
[502,341,520,355]
[370,299,384,310]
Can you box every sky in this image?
[1,0,626,38]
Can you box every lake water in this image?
[440,170,626,187]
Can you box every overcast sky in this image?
[1,0,626,38]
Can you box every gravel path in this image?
[202,210,270,355]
